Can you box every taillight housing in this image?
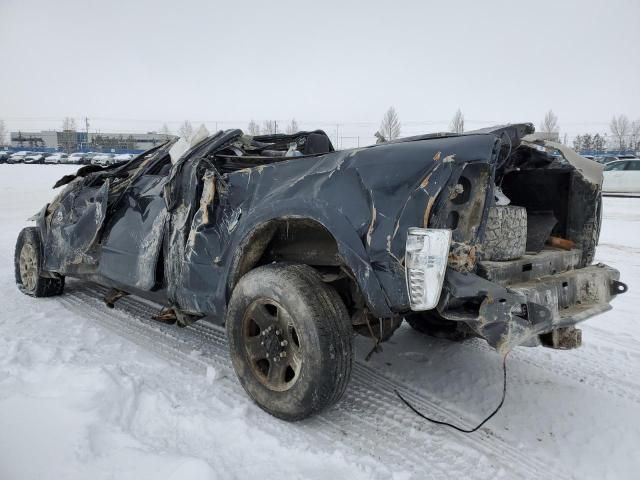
[405,228,451,310]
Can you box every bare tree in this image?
[62,117,77,131]
[247,120,261,136]
[378,107,401,141]
[573,135,583,152]
[630,119,640,152]
[593,133,606,153]
[0,120,7,146]
[539,110,559,135]
[449,108,464,133]
[178,120,193,140]
[285,118,299,134]
[159,123,172,140]
[262,120,278,135]
[610,114,630,151]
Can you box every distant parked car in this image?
[594,155,638,164]
[24,152,51,164]
[91,153,116,166]
[7,150,33,163]
[602,159,640,193]
[0,151,11,163]
[113,153,134,163]
[68,152,87,164]
[83,152,101,165]
[45,153,69,164]
[8,151,30,163]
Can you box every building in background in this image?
[10,131,59,149]
[10,130,171,153]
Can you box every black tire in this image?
[14,227,65,297]
[226,263,352,421]
[405,311,468,341]
[483,205,527,261]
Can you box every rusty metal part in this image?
[540,327,582,350]
[103,288,129,308]
[152,308,178,325]
[448,242,478,273]
[548,236,576,250]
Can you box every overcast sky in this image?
[1,0,639,145]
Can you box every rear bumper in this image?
[441,263,625,352]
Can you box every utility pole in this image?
[84,117,90,151]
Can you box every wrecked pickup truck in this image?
[15,124,627,420]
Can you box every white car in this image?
[602,159,640,194]
[8,151,30,163]
[113,153,134,163]
[24,152,48,164]
[91,153,116,166]
[68,152,87,164]
[45,153,69,164]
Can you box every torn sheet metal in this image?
[521,135,604,186]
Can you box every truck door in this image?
[97,158,172,290]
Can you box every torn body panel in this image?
[43,179,109,271]
[98,174,169,290]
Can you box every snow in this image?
[1,164,639,479]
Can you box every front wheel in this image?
[226,263,352,421]
[14,227,65,297]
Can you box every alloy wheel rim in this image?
[19,242,38,291]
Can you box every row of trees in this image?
[536,110,640,152]
[572,133,607,153]
[166,108,489,142]
[444,108,639,153]
[3,111,638,152]
[162,118,303,142]
[608,115,640,152]
[247,119,300,135]
[571,115,640,153]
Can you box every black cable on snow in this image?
[394,351,510,433]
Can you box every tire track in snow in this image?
[582,324,640,357]
[57,292,418,480]
[462,336,640,406]
[56,282,574,480]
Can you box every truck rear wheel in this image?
[14,227,65,297]
[226,263,353,421]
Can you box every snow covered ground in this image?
[0,164,638,480]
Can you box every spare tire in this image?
[483,205,527,261]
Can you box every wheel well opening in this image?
[229,218,364,317]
